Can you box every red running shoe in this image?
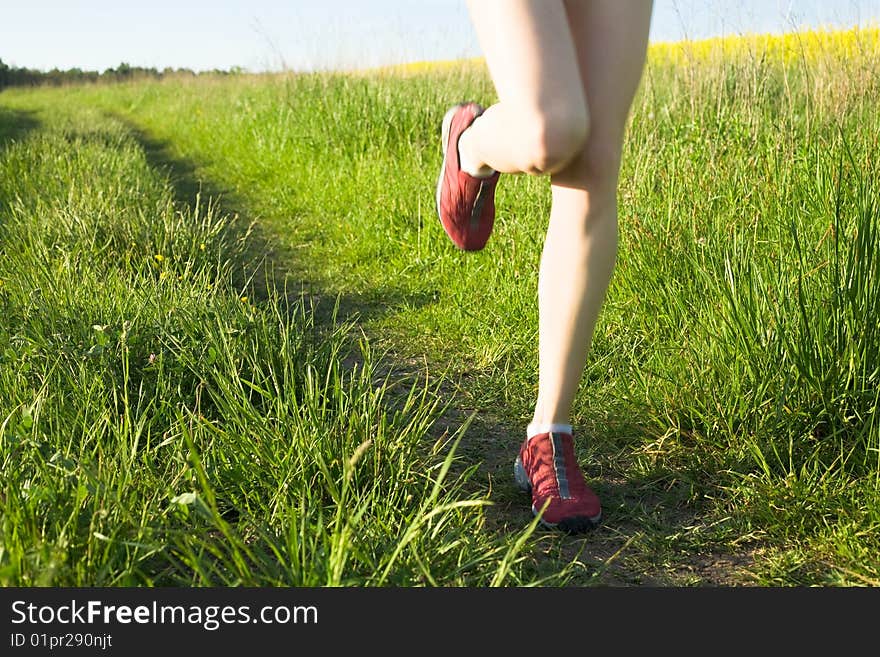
[514,431,602,533]
[435,102,500,251]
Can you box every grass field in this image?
[1,27,879,586]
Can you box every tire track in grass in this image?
[105,110,581,586]
[108,109,752,588]
[0,98,563,586]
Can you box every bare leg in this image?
[460,0,588,175]
[534,0,653,426]
[462,0,653,428]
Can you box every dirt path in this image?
[126,116,758,587]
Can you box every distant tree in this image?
[0,58,243,90]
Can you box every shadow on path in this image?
[0,105,40,149]
[0,106,42,213]
[116,113,437,332]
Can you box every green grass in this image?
[2,38,880,586]
[0,105,555,586]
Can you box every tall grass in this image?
[2,26,879,585]
[0,107,552,586]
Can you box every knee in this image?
[555,137,624,194]
[518,104,589,175]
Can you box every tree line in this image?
[0,60,243,90]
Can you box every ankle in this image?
[527,422,573,439]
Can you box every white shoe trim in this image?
[526,423,572,439]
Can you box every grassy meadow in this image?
[1,27,879,586]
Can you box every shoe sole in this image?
[435,103,464,225]
[514,456,602,533]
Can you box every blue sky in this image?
[3,0,880,73]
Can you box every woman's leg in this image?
[461,0,653,530]
[464,0,652,427]
[533,0,653,429]
[436,0,588,251]
[459,0,588,176]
